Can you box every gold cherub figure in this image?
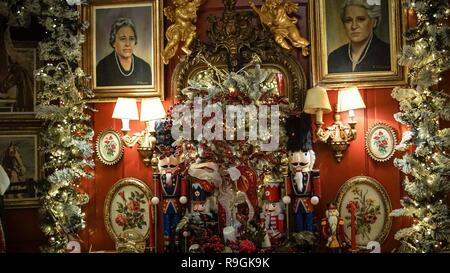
[248,0,310,56]
[161,0,203,64]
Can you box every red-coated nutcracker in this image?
[152,153,188,252]
[260,181,285,238]
[283,114,321,233]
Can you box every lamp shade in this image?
[140,98,166,121]
[337,86,366,112]
[303,86,332,114]
[112,98,139,120]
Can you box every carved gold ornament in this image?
[248,0,310,56]
[161,0,203,64]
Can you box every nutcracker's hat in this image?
[327,202,337,210]
[155,119,175,147]
[191,183,207,204]
[264,183,280,202]
[285,113,312,152]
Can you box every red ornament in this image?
[239,239,256,253]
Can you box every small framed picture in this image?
[104,177,154,243]
[0,41,38,117]
[96,128,124,165]
[0,122,43,209]
[336,176,392,248]
[365,122,397,162]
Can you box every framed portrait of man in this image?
[0,123,42,209]
[82,0,164,99]
[310,0,407,88]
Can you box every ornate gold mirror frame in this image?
[171,0,307,111]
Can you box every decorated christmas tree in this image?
[163,54,305,252]
[390,0,450,252]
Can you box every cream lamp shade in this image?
[337,86,366,112]
[112,98,139,132]
[140,98,166,122]
[303,86,332,124]
[140,98,166,132]
[304,86,332,114]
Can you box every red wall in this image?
[314,87,404,252]
[80,0,404,253]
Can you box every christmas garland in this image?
[390,0,450,252]
[168,55,291,180]
[1,0,94,252]
[166,55,310,253]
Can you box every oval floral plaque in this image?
[365,123,397,162]
[336,176,392,248]
[96,128,124,165]
[104,177,154,243]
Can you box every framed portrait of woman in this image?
[309,0,407,88]
[82,0,164,99]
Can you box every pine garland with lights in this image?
[390,0,450,253]
[36,0,94,253]
[2,0,94,252]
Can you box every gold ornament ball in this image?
[71,148,80,156]
[43,225,53,235]
[56,204,64,212]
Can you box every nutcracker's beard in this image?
[165,173,172,186]
[326,210,339,234]
[293,172,303,192]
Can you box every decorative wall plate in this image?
[365,123,397,162]
[96,128,123,165]
[104,177,154,243]
[336,176,392,248]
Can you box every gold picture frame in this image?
[96,128,124,165]
[104,177,154,243]
[365,122,397,162]
[82,0,164,100]
[336,176,392,248]
[309,0,407,88]
[0,121,43,209]
[0,41,38,118]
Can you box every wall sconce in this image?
[304,86,366,162]
[112,97,166,166]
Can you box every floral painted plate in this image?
[96,128,124,165]
[104,177,154,243]
[365,123,397,162]
[336,176,392,248]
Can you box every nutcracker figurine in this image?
[260,182,285,238]
[152,151,188,252]
[190,181,215,225]
[284,114,321,233]
[188,161,221,224]
[321,202,346,253]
